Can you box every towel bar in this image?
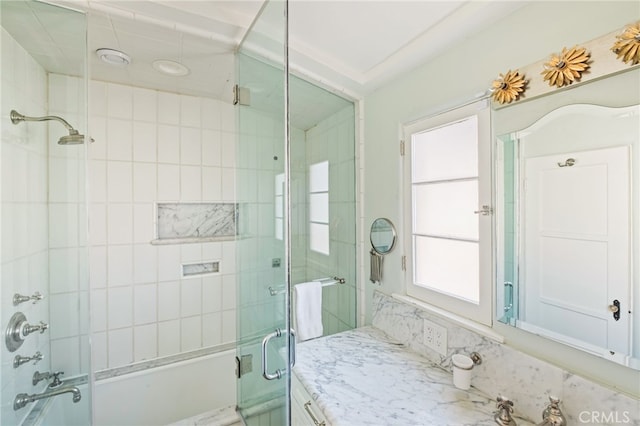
[268,277,346,296]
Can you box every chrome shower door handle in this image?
[261,328,296,380]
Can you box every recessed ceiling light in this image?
[152,59,190,76]
[96,48,131,66]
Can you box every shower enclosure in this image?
[235,1,357,424]
[1,1,91,425]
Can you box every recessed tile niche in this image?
[153,202,237,244]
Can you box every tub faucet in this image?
[537,396,566,426]
[494,395,518,426]
[13,386,81,410]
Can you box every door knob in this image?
[609,299,620,321]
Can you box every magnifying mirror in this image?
[370,218,396,255]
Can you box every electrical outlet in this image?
[423,319,447,356]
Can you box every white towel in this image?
[294,281,323,341]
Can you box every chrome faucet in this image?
[494,395,518,426]
[537,396,566,426]
[13,386,81,410]
[32,371,64,387]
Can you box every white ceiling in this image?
[3,0,528,127]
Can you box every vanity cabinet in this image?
[292,373,330,426]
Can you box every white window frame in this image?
[309,161,330,255]
[403,99,492,326]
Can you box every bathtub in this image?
[94,349,237,426]
[21,381,91,426]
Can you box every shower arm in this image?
[10,110,79,134]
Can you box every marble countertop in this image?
[294,326,534,426]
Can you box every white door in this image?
[522,146,631,357]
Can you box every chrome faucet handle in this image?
[495,396,517,426]
[49,371,64,388]
[13,292,44,306]
[32,371,51,386]
[541,396,566,426]
[13,351,43,368]
[22,321,49,337]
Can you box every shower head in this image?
[10,109,90,145]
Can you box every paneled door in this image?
[522,146,631,359]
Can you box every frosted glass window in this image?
[310,223,329,255]
[414,236,479,303]
[412,115,478,182]
[309,161,328,192]
[309,161,329,255]
[309,193,329,222]
[275,173,284,240]
[412,181,478,240]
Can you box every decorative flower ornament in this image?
[490,70,527,104]
[541,46,591,88]
[611,22,640,65]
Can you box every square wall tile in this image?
[158,125,180,164]
[90,80,107,117]
[180,127,201,165]
[133,244,158,284]
[91,331,107,371]
[157,164,180,201]
[221,310,236,343]
[134,324,158,361]
[203,312,222,347]
[107,204,133,244]
[181,279,202,317]
[91,289,107,332]
[133,87,157,122]
[133,203,154,243]
[107,118,133,161]
[108,328,133,367]
[89,160,107,203]
[158,92,180,125]
[201,98,221,130]
[133,122,157,163]
[158,320,180,357]
[180,95,201,128]
[157,245,181,282]
[108,286,133,329]
[202,129,221,167]
[51,337,80,376]
[89,117,107,160]
[202,167,222,201]
[221,275,236,311]
[89,202,107,245]
[49,293,80,339]
[107,245,133,286]
[107,83,133,119]
[107,161,132,202]
[133,162,157,202]
[202,276,222,313]
[134,284,157,325]
[90,246,107,289]
[158,281,180,321]
[181,316,201,351]
[49,248,79,294]
[180,166,201,201]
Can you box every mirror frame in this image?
[370,217,397,255]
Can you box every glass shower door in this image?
[235,1,291,424]
[1,2,91,425]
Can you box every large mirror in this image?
[494,67,640,369]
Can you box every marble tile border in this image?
[94,342,235,381]
[371,291,640,425]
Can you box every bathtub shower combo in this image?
[1,1,356,425]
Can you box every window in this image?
[275,173,284,240]
[309,161,329,255]
[403,100,491,325]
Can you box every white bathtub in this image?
[93,350,237,426]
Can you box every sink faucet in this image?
[13,386,81,410]
[537,396,566,426]
[494,395,518,425]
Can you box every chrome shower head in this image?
[58,131,87,145]
[10,109,89,145]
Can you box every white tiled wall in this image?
[88,80,238,370]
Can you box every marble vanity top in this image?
[294,326,534,426]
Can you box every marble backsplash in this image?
[371,291,640,425]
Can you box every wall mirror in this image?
[370,218,396,255]
[494,67,640,369]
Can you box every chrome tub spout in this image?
[14,386,81,410]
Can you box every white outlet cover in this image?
[423,318,448,357]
